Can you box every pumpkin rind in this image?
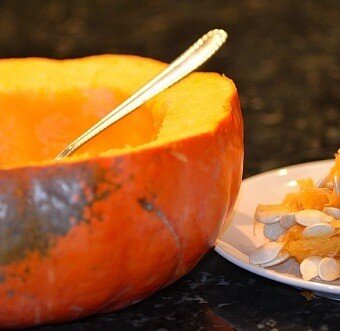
[0,55,243,328]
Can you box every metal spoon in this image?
[56,29,228,159]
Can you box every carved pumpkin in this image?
[0,55,243,328]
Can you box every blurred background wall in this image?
[0,0,339,176]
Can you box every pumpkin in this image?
[0,55,243,328]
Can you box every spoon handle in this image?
[56,29,227,159]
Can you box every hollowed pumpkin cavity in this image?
[0,55,233,169]
[0,89,160,168]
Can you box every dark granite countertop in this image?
[1,0,339,330]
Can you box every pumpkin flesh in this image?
[0,88,157,168]
[0,55,243,327]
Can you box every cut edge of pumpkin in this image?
[0,55,237,171]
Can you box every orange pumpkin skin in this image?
[0,60,243,328]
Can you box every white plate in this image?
[215,159,340,301]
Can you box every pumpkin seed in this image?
[263,223,285,241]
[316,173,331,188]
[249,242,284,265]
[254,211,284,224]
[295,209,332,227]
[279,213,296,229]
[334,175,340,197]
[317,258,340,282]
[302,222,335,238]
[261,251,290,267]
[323,207,340,220]
[300,256,322,281]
